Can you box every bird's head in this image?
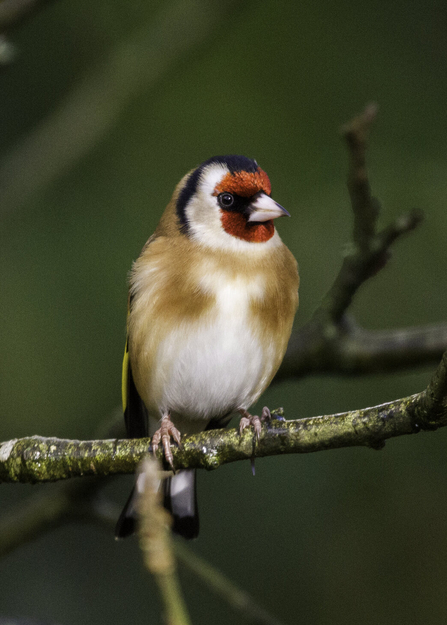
[175,155,290,251]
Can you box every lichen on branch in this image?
[1,351,447,484]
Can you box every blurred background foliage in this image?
[1,0,447,623]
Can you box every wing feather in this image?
[122,308,149,438]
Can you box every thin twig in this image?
[174,541,287,625]
[341,102,379,247]
[274,105,430,382]
[318,105,423,323]
[318,209,422,324]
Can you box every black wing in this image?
[122,336,148,438]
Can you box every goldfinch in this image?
[115,155,299,540]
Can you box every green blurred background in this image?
[1,0,447,623]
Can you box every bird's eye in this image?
[218,193,234,208]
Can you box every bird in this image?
[115,155,299,540]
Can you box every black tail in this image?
[163,469,199,540]
[115,469,199,540]
[115,485,138,539]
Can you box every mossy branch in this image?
[2,350,447,484]
[0,102,445,625]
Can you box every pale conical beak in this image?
[247,192,291,223]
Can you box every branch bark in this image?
[0,476,286,625]
[2,350,447,484]
[273,105,445,382]
[1,106,445,613]
[277,320,447,380]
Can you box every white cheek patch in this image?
[184,164,282,254]
[185,191,221,242]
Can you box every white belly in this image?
[152,275,270,420]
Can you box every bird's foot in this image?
[239,407,271,476]
[238,406,271,441]
[261,406,272,422]
[151,413,182,471]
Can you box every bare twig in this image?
[277,320,447,380]
[174,541,287,625]
[417,350,447,427]
[0,104,445,625]
[342,102,379,247]
[322,106,423,319]
[318,206,422,324]
[274,105,431,382]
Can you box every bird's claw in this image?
[239,411,262,441]
[261,406,272,422]
[239,407,272,476]
[239,406,271,441]
[151,414,182,471]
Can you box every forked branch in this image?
[276,105,443,381]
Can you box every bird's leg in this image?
[151,412,182,471]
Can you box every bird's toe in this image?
[238,409,262,442]
[151,413,182,471]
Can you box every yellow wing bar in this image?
[121,341,129,413]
